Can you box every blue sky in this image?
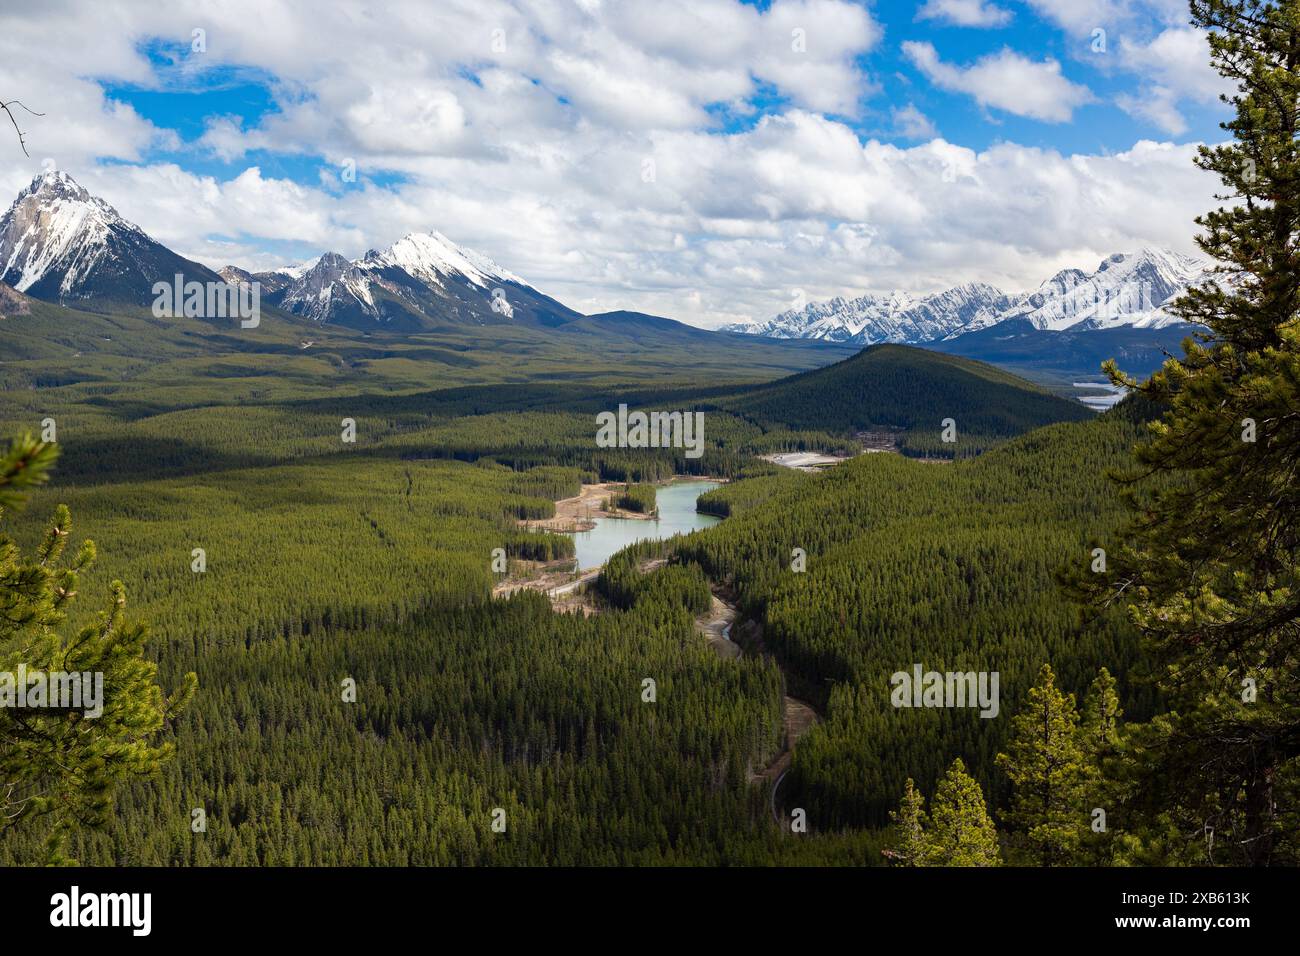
[0,0,1228,327]
[104,1,1225,182]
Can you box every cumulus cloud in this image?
[1122,27,1223,101]
[1020,3,1229,136]
[1021,0,1142,34]
[0,0,1223,330]
[917,0,1013,28]
[1116,86,1187,136]
[1115,27,1230,134]
[903,42,1095,122]
[892,104,939,140]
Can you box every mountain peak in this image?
[1038,267,1088,293]
[1098,246,1205,275]
[261,229,575,330]
[728,248,1209,346]
[313,251,353,272]
[369,230,521,288]
[0,169,216,305]
[218,265,254,284]
[0,172,579,328]
[22,168,91,201]
[727,280,1016,345]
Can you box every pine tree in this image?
[883,777,930,866]
[1080,667,1123,762]
[1077,669,1127,864]
[925,758,1000,867]
[0,434,196,862]
[1084,0,1300,865]
[996,663,1087,865]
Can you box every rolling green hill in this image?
[719,343,1092,457]
[0,288,859,399]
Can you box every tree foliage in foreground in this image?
[0,435,194,862]
[996,664,1088,866]
[885,759,999,867]
[1075,0,1300,866]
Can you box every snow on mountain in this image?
[0,172,110,294]
[365,231,523,289]
[726,249,1211,345]
[276,257,319,280]
[219,257,323,296]
[3,172,1203,344]
[278,251,374,323]
[267,232,575,329]
[0,170,219,306]
[995,249,1208,333]
[0,172,572,329]
[729,282,1016,345]
[218,265,295,296]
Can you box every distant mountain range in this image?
[724,247,1209,345]
[0,171,576,330]
[0,171,1205,381]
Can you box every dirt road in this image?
[695,588,819,798]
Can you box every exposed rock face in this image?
[724,249,1211,344]
[0,170,219,307]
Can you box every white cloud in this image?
[892,104,939,140]
[1115,27,1230,134]
[78,124,1216,330]
[917,0,1013,28]
[903,42,1095,122]
[198,117,248,163]
[1124,27,1222,101]
[1025,0,1195,34]
[344,84,470,154]
[0,0,1223,330]
[1020,4,1229,136]
[1116,86,1187,136]
[1022,0,1141,34]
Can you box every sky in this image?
[0,0,1231,328]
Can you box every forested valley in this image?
[0,299,1125,866]
[3,0,1299,870]
[2,326,1279,866]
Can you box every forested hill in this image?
[0,285,859,396]
[678,405,1153,835]
[718,344,1092,457]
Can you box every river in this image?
[570,479,721,570]
[1072,381,1126,411]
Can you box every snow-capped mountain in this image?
[0,170,220,307]
[258,231,575,330]
[0,171,576,330]
[986,249,1207,333]
[726,249,1210,345]
[744,282,1017,345]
